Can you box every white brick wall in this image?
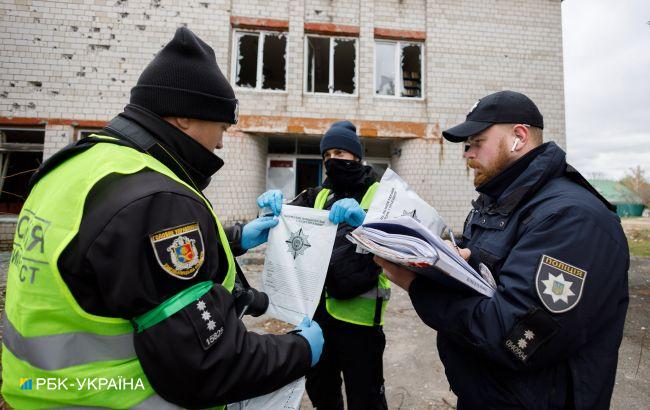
[1,0,565,227]
[305,0,360,25]
[43,124,72,159]
[207,131,267,223]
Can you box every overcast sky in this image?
[562,0,650,180]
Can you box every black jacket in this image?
[409,142,629,409]
[290,166,383,323]
[32,105,310,408]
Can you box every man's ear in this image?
[513,124,531,146]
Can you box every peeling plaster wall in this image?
[232,0,289,20]
[0,0,565,227]
[304,0,360,25]
[375,0,426,31]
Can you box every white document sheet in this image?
[261,204,337,326]
[228,377,305,410]
[230,206,336,410]
[366,168,447,236]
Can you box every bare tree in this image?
[620,166,650,206]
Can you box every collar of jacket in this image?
[322,164,378,200]
[475,142,566,216]
[114,104,224,191]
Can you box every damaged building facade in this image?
[0,0,565,246]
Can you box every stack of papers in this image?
[348,216,496,297]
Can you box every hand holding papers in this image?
[260,204,337,325]
[350,169,496,297]
[349,216,495,297]
[231,205,335,410]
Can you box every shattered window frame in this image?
[0,126,45,217]
[374,40,424,100]
[74,128,103,141]
[304,34,358,96]
[231,29,287,93]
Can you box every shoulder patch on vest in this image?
[535,254,587,313]
[150,222,205,280]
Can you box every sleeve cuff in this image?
[225,223,247,257]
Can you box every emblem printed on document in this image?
[285,228,311,259]
[535,255,587,313]
[150,222,205,280]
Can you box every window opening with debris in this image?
[306,36,357,95]
[234,31,286,91]
[75,128,103,141]
[0,127,44,216]
[375,41,423,98]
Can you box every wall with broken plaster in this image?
[0,0,565,229]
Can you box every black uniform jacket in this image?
[30,104,310,408]
[290,167,383,323]
[409,142,629,409]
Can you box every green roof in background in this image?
[589,179,644,204]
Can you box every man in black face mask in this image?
[257,120,389,409]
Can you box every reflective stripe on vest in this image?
[314,182,390,326]
[2,314,135,371]
[2,138,233,409]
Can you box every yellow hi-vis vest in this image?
[2,136,235,409]
[314,183,391,326]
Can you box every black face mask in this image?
[324,158,366,193]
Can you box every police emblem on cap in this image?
[468,99,480,115]
[150,222,205,280]
[535,255,587,313]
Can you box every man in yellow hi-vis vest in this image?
[1,27,323,409]
[258,121,390,409]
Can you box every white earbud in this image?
[510,137,521,152]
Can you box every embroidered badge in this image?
[503,308,559,363]
[535,255,587,313]
[150,223,205,280]
[185,293,224,350]
[285,228,311,259]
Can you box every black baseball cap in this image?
[442,90,544,143]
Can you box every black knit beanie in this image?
[320,121,363,159]
[130,27,238,124]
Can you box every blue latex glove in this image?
[329,198,366,227]
[241,216,279,250]
[257,189,284,216]
[293,317,324,367]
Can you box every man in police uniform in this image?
[2,27,323,409]
[258,121,389,409]
[375,91,629,409]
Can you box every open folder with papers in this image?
[348,216,496,297]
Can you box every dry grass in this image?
[626,228,650,258]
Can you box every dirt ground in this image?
[240,254,650,409]
[0,248,647,409]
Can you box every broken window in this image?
[76,128,103,141]
[375,41,423,98]
[234,31,286,91]
[306,36,357,94]
[0,127,44,215]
